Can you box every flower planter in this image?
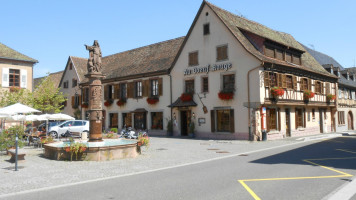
[116,99,126,106]
[104,99,113,107]
[147,97,159,105]
[180,93,193,102]
[218,91,234,100]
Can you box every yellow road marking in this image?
[321,139,344,143]
[336,149,356,154]
[238,156,355,199]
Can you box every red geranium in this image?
[304,90,315,99]
[326,94,336,101]
[270,87,285,97]
[218,91,234,100]
[104,99,113,107]
[116,98,126,106]
[81,102,89,108]
[180,93,193,102]
[147,97,159,105]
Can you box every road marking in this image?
[238,157,355,200]
[336,149,356,154]
[321,139,344,143]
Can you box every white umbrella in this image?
[0,103,40,115]
[25,115,48,121]
[9,114,26,121]
[48,113,75,121]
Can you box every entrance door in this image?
[285,109,291,137]
[180,110,191,136]
[348,111,354,130]
[319,109,324,133]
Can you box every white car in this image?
[48,120,89,138]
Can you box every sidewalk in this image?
[0,132,351,197]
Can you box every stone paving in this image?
[0,134,340,196]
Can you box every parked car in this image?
[48,120,89,138]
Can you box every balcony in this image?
[338,98,356,107]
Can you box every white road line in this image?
[0,135,340,199]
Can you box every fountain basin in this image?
[44,139,139,161]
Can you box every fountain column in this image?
[84,40,105,142]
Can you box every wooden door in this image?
[285,109,291,137]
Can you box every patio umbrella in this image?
[48,113,75,121]
[0,103,40,115]
[25,115,47,121]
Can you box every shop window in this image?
[189,51,199,66]
[203,23,210,35]
[9,69,20,87]
[185,79,195,94]
[135,81,142,98]
[151,112,163,130]
[72,79,77,88]
[134,112,146,130]
[211,109,235,133]
[122,113,132,128]
[109,113,118,128]
[222,74,235,92]
[216,45,228,61]
[202,77,209,93]
[151,79,158,96]
[338,111,345,125]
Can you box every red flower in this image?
[180,93,193,102]
[104,100,113,107]
[116,99,126,106]
[65,147,70,152]
[147,97,159,105]
[270,87,285,97]
[218,91,234,100]
[81,103,88,108]
[304,90,315,99]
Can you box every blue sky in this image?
[2,0,356,78]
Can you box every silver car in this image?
[48,120,89,138]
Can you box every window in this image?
[74,95,80,108]
[286,52,292,63]
[292,54,301,65]
[312,109,315,121]
[296,108,304,128]
[9,69,20,87]
[83,87,89,103]
[109,113,118,128]
[203,23,210,35]
[151,79,158,96]
[185,79,195,93]
[300,78,308,91]
[134,112,146,130]
[73,121,83,126]
[315,81,322,93]
[276,49,283,60]
[188,51,199,66]
[222,74,235,92]
[216,110,230,132]
[72,79,77,88]
[135,81,142,98]
[216,45,228,61]
[338,111,345,125]
[265,46,275,58]
[63,81,69,88]
[286,75,293,89]
[151,112,163,130]
[202,77,209,93]
[120,83,127,99]
[268,108,277,130]
[122,113,132,128]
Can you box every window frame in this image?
[203,23,210,35]
[151,112,163,130]
[185,79,195,94]
[201,76,209,93]
[151,79,159,97]
[216,44,228,62]
[9,69,20,87]
[338,111,345,125]
[222,74,235,92]
[188,51,199,66]
[135,81,143,98]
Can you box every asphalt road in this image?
[4,136,356,200]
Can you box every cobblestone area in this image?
[0,135,336,196]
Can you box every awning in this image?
[131,108,148,113]
[168,97,197,108]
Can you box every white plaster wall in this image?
[170,5,261,136]
[0,59,34,92]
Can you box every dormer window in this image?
[347,73,350,80]
[330,68,333,74]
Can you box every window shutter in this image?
[308,79,312,91]
[127,82,134,98]
[20,69,27,88]
[230,109,235,133]
[293,76,297,90]
[282,74,287,88]
[264,71,270,87]
[158,77,163,96]
[142,80,149,97]
[148,80,152,97]
[78,95,82,105]
[277,73,283,87]
[104,85,109,100]
[321,82,325,94]
[114,84,120,99]
[326,83,330,94]
[2,68,9,87]
[71,96,75,107]
[210,110,215,132]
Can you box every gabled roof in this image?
[0,42,38,63]
[101,37,185,81]
[204,1,334,78]
[70,56,87,82]
[33,70,64,90]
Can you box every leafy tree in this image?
[0,87,32,107]
[32,75,66,113]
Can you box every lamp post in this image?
[15,131,18,171]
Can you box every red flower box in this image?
[81,103,89,108]
[270,87,285,97]
[180,93,193,102]
[147,97,159,105]
[116,99,126,106]
[326,94,336,101]
[303,90,315,100]
[104,99,113,107]
[218,91,234,100]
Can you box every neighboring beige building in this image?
[0,42,37,92]
[58,56,87,118]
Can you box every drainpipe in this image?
[247,63,263,141]
[169,74,173,136]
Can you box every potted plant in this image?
[270,86,284,102]
[63,142,87,161]
[326,94,336,101]
[116,98,126,106]
[303,90,315,103]
[104,99,114,107]
[180,93,193,102]
[81,102,89,108]
[0,126,25,154]
[218,90,234,100]
[147,97,159,105]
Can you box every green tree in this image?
[0,87,32,107]
[32,75,66,113]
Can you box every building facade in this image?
[0,42,37,92]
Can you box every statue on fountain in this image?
[85,40,102,73]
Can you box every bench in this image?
[8,149,26,162]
